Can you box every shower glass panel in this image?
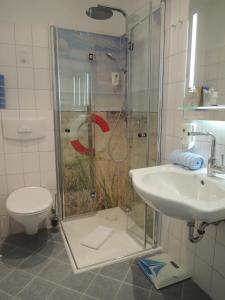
[57,29,128,217]
[126,5,163,246]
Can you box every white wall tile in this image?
[0,66,17,89]
[15,24,32,46]
[34,68,50,90]
[16,45,33,68]
[4,140,21,154]
[17,68,34,89]
[180,245,195,274]
[21,140,38,153]
[7,173,24,193]
[39,151,55,171]
[35,90,51,110]
[216,222,225,247]
[214,242,225,278]
[0,44,16,66]
[18,89,36,109]
[22,152,39,173]
[0,175,8,195]
[211,270,225,300]
[0,154,5,175]
[38,131,54,152]
[33,47,49,69]
[32,24,49,47]
[0,22,15,44]
[24,172,41,187]
[196,234,215,266]
[168,234,181,264]
[19,109,36,120]
[41,170,56,189]
[193,257,212,295]
[5,153,23,174]
[6,89,19,109]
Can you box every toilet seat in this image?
[6,187,53,215]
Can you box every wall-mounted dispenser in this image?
[112,72,120,87]
[182,123,196,150]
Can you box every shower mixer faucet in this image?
[188,131,225,177]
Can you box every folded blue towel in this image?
[170,150,204,170]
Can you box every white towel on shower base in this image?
[80,226,113,250]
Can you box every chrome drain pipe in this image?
[187,221,210,243]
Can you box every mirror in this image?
[184,0,225,121]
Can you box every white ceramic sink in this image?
[130,165,225,223]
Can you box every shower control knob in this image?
[138,132,147,138]
[65,128,70,133]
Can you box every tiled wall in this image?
[161,1,225,299]
[0,22,56,234]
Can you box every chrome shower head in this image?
[86,4,127,20]
[86,6,113,20]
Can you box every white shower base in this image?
[61,207,159,273]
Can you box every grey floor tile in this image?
[156,282,183,300]
[4,233,28,248]
[0,290,11,300]
[2,247,31,268]
[100,261,130,281]
[182,279,212,300]
[81,295,99,300]
[20,236,49,253]
[48,286,81,300]
[18,253,51,275]
[39,259,71,284]
[0,262,14,280]
[86,274,121,300]
[150,292,175,300]
[0,270,32,296]
[116,283,150,300]
[55,249,71,265]
[50,231,64,244]
[18,277,56,300]
[35,241,64,258]
[61,270,95,293]
[0,242,16,256]
[125,264,153,290]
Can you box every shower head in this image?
[86,4,127,20]
[105,52,116,61]
[86,6,113,20]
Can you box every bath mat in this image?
[137,253,191,289]
[80,226,113,250]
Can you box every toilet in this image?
[6,187,53,235]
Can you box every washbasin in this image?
[130,165,225,223]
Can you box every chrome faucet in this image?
[187,131,224,177]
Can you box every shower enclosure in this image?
[51,0,165,271]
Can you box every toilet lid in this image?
[6,187,53,214]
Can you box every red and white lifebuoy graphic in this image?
[69,113,110,155]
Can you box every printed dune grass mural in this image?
[62,111,130,217]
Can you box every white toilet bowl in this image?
[6,187,53,235]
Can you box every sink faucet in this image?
[187,131,224,177]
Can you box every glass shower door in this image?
[126,3,163,247]
[60,70,97,217]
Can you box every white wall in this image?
[0,0,148,234]
[162,1,225,299]
[0,0,147,36]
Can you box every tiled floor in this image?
[0,228,212,300]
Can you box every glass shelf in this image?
[180,105,225,111]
